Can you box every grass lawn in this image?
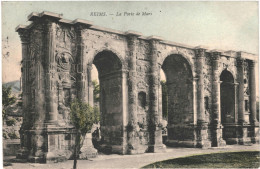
[142,151,260,168]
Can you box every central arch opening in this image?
[161,54,193,146]
[92,50,124,153]
[220,69,235,142]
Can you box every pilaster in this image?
[194,48,211,148]
[16,28,31,159]
[87,64,94,106]
[44,20,58,124]
[211,52,226,147]
[75,24,88,103]
[148,37,166,152]
[248,60,259,143]
[236,58,251,144]
[126,32,144,153]
[237,58,246,124]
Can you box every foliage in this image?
[256,100,259,121]
[161,80,168,119]
[70,99,97,135]
[2,85,16,120]
[5,118,16,126]
[93,106,100,123]
[70,99,98,169]
[8,131,19,139]
[3,132,8,139]
[92,80,100,103]
[142,151,259,168]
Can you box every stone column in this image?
[121,70,129,154]
[158,68,163,124]
[237,58,246,123]
[87,64,94,106]
[211,52,226,147]
[18,31,30,111]
[248,60,259,143]
[44,20,58,124]
[76,25,88,103]
[195,48,211,148]
[148,37,166,152]
[236,58,251,144]
[126,32,140,153]
[234,83,239,123]
[192,78,198,125]
[248,60,257,124]
[16,29,31,158]
[195,48,206,124]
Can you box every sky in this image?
[1,1,259,83]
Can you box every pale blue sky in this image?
[2,1,259,83]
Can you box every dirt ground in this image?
[3,144,259,169]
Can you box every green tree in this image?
[70,99,98,169]
[2,85,16,120]
[92,80,100,103]
[161,80,168,120]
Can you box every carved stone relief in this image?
[243,61,250,95]
[136,40,150,60]
[56,24,76,50]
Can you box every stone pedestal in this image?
[79,133,98,159]
[250,125,259,144]
[152,127,166,153]
[237,124,252,145]
[211,124,226,147]
[196,123,212,148]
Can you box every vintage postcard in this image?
[2,1,259,169]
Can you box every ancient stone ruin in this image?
[16,11,259,163]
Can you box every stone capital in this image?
[236,58,244,67]
[16,28,30,44]
[248,60,255,69]
[43,19,57,34]
[211,51,221,61]
[195,48,206,58]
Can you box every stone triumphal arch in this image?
[16,11,259,162]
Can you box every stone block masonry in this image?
[16,11,259,163]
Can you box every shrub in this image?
[6,118,16,126]
[8,131,19,139]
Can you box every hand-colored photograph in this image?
[2,1,259,169]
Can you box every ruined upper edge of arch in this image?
[15,11,258,59]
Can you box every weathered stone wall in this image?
[243,61,250,122]
[55,22,78,125]
[135,39,151,150]
[27,22,45,126]
[83,29,128,65]
[16,11,258,162]
[203,53,213,123]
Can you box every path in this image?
[4,144,259,169]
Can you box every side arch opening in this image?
[161,54,194,146]
[92,50,125,154]
[220,69,236,143]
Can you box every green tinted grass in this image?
[142,151,260,168]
